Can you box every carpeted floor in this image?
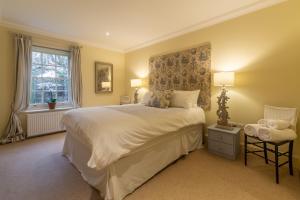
[0,133,299,200]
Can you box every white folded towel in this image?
[244,124,261,137]
[257,127,297,142]
[257,119,268,126]
[257,119,291,130]
[266,119,291,130]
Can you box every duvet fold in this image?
[61,104,205,170]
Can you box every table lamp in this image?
[131,79,142,104]
[101,81,111,89]
[214,72,235,130]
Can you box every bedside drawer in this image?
[208,130,234,145]
[208,140,234,156]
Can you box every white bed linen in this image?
[63,124,203,200]
[61,104,205,170]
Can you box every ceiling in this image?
[0,0,285,52]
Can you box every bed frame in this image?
[63,124,204,200]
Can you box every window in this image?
[30,46,71,108]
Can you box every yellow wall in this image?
[0,26,14,139]
[81,45,125,106]
[125,0,300,167]
[0,26,125,137]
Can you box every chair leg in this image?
[263,142,268,164]
[244,134,248,166]
[289,141,294,176]
[275,145,279,184]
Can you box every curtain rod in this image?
[10,31,83,51]
[33,45,71,53]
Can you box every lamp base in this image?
[215,124,234,131]
[133,88,139,104]
[216,87,231,129]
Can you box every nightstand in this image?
[208,124,241,160]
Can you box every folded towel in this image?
[257,119,268,126]
[257,127,297,142]
[257,119,291,130]
[244,124,261,137]
[266,119,291,130]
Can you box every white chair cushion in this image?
[257,127,297,142]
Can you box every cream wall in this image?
[0,26,125,137]
[1,0,300,168]
[0,26,14,140]
[81,45,125,106]
[125,0,300,167]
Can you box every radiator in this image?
[27,110,67,137]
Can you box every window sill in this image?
[21,106,75,114]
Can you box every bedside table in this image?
[208,124,241,160]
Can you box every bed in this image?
[62,104,205,200]
[62,44,211,200]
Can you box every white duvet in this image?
[61,104,205,170]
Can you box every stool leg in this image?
[275,145,279,184]
[263,142,268,164]
[289,141,294,176]
[244,134,248,166]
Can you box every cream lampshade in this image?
[214,72,235,87]
[130,79,142,88]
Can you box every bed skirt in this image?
[63,124,203,200]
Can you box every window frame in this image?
[28,46,73,110]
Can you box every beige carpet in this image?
[0,133,299,200]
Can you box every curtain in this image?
[1,34,32,144]
[70,46,82,107]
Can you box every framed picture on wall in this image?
[95,61,113,93]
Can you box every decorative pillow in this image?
[141,91,152,105]
[170,90,200,109]
[148,90,173,108]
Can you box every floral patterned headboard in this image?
[149,43,211,110]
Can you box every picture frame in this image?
[95,61,113,93]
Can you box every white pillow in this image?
[141,91,152,105]
[171,90,200,109]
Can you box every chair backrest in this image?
[264,105,298,131]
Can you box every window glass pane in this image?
[56,55,68,67]
[32,64,43,77]
[57,91,68,102]
[30,46,71,105]
[44,91,56,103]
[42,78,56,91]
[32,52,42,64]
[31,91,42,104]
[43,66,56,78]
[31,77,43,91]
[57,79,68,90]
[42,53,56,66]
[56,67,68,78]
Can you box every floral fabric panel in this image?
[148,90,173,109]
[149,44,211,110]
